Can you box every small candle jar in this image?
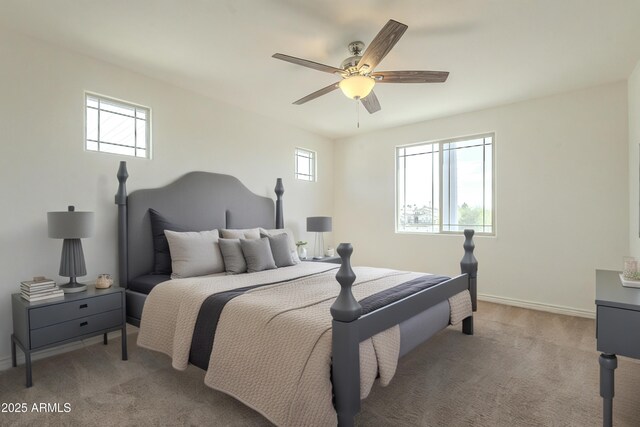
[623,257,639,280]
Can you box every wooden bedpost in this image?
[331,243,362,427]
[460,229,478,335]
[115,161,129,288]
[274,178,284,229]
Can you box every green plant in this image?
[296,241,307,247]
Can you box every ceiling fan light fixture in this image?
[339,75,375,100]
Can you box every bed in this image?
[114,161,478,427]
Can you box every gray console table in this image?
[595,269,640,427]
[11,285,127,387]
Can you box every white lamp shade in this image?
[47,211,95,239]
[339,76,375,99]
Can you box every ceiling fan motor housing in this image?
[341,41,365,71]
[341,56,361,71]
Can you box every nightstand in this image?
[11,285,127,387]
[302,256,342,264]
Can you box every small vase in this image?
[298,246,307,260]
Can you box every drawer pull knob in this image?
[80,321,88,327]
[79,304,88,309]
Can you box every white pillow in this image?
[164,229,225,278]
[220,228,260,239]
[259,228,300,264]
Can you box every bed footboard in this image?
[331,230,478,427]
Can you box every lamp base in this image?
[313,232,325,260]
[59,279,87,293]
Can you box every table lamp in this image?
[47,206,95,293]
[307,216,332,260]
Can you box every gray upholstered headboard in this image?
[115,163,283,285]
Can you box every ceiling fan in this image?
[272,19,449,114]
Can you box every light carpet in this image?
[1,301,640,426]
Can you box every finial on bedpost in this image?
[331,243,362,322]
[115,161,129,288]
[274,178,284,229]
[460,229,478,312]
[115,161,129,205]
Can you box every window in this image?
[396,133,494,235]
[85,93,151,158]
[295,148,316,181]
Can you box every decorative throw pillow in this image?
[240,237,277,273]
[164,229,224,278]
[149,208,185,275]
[218,238,247,274]
[259,228,301,264]
[220,228,261,240]
[266,233,295,268]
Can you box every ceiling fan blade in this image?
[273,53,345,75]
[372,70,449,83]
[360,91,380,114]
[361,91,381,114]
[357,19,408,72]
[293,82,340,105]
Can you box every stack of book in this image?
[20,277,64,302]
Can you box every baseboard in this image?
[478,293,596,319]
[0,328,137,372]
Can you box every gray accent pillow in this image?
[221,228,260,239]
[164,229,224,278]
[149,208,185,275]
[218,238,247,274]
[259,228,301,264]
[266,233,295,268]
[240,237,277,273]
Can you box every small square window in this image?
[295,148,316,181]
[85,93,151,159]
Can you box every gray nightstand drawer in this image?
[29,293,121,329]
[30,309,122,349]
[597,305,640,359]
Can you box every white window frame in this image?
[395,133,495,236]
[294,147,317,182]
[84,92,151,159]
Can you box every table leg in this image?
[25,350,32,388]
[103,333,108,345]
[121,326,128,361]
[599,353,617,427]
[11,335,17,368]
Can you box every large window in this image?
[85,93,151,158]
[396,133,494,235]
[295,147,316,181]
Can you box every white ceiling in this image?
[1,0,640,139]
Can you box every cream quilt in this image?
[137,263,471,426]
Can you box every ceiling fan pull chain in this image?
[356,99,360,128]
